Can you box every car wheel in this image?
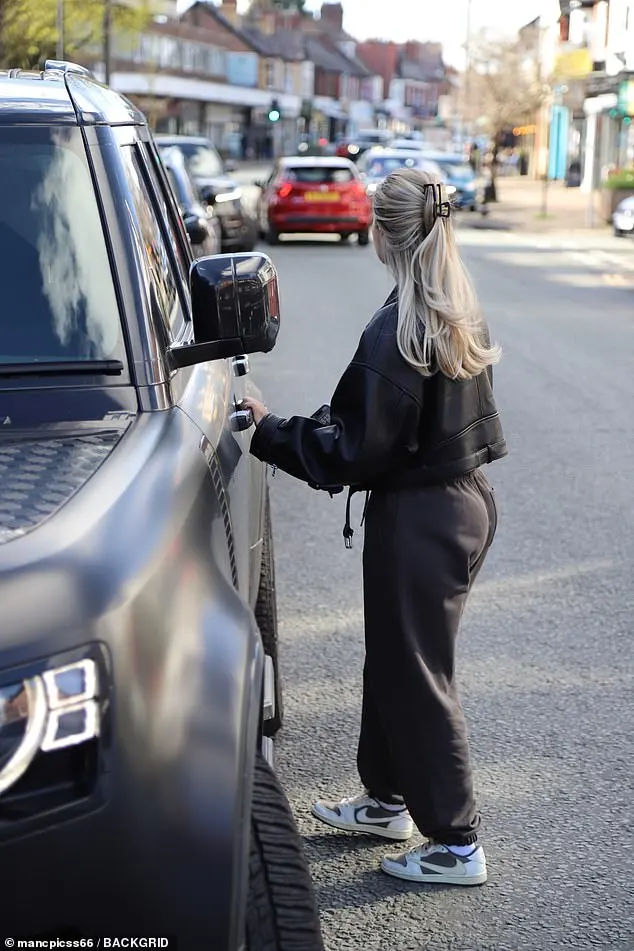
[339,233,351,242]
[255,490,283,737]
[357,230,370,246]
[614,226,627,237]
[246,752,325,951]
[265,224,280,245]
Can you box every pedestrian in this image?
[242,167,507,887]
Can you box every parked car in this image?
[161,145,222,257]
[335,128,393,162]
[156,134,257,252]
[256,156,373,245]
[420,151,486,211]
[357,147,449,197]
[0,60,324,951]
[612,195,634,236]
[390,138,430,152]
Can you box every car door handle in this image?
[232,355,250,377]
[230,407,254,432]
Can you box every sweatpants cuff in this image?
[436,832,479,847]
[367,789,405,806]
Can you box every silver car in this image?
[613,195,634,237]
[357,148,450,197]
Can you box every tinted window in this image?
[283,166,354,184]
[165,167,185,211]
[164,142,224,179]
[120,147,182,334]
[438,162,474,181]
[0,127,122,365]
[365,156,431,178]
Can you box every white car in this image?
[613,195,634,236]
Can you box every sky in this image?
[234,0,548,68]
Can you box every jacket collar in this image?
[384,286,398,307]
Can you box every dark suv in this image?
[156,134,258,252]
[0,61,323,951]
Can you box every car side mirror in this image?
[168,253,280,370]
[183,213,209,247]
[199,185,217,206]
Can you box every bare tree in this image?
[466,32,550,200]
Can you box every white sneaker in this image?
[381,841,488,885]
[311,792,414,841]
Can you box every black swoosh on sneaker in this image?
[355,805,405,821]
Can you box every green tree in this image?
[0,0,151,71]
[248,0,307,12]
[271,0,306,9]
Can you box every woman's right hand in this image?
[241,397,269,426]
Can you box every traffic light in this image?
[268,99,281,123]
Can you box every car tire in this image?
[246,752,325,951]
[357,230,370,246]
[255,490,283,737]
[614,226,627,237]
[339,233,351,242]
[266,225,280,245]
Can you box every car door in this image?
[259,163,280,234]
[123,134,258,601]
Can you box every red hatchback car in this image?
[257,157,372,246]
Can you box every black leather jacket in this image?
[251,289,507,531]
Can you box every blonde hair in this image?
[373,166,501,381]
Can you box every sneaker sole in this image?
[311,805,413,841]
[380,862,488,886]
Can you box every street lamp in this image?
[56,0,64,60]
[103,0,112,86]
[463,0,473,147]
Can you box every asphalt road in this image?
[248,221,634,951]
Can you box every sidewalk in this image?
[479,176,610,234]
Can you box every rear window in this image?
[438,162,474,180]
[0,126,123,367]
[282,166,355,185]
[365,156,425,178]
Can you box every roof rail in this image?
[44,60,91,76]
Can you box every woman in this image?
[242,167,507,886]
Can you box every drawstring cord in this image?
[343,488,370,549]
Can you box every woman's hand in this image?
[241,397,269,426]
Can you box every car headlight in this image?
[215,188,242,203]
[0,659,99,796]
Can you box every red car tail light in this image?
[339,180,368,201]
[277,182,293,199]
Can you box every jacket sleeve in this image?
[249,361,421,488]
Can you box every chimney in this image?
[220,0,240,27]
[260,12,276,35]
[321,2,344,32]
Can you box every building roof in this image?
[305,35,370,76]
[241,27,305,62]
[398,58,445,82]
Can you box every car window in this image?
[439,162,474,180]
[0,126,124,366]
[165,166,187,212]
[142,142,192,284]
[366,156,426,177]
[168,142,224,179]
[283,167,355,184]
[119,146,183,336]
